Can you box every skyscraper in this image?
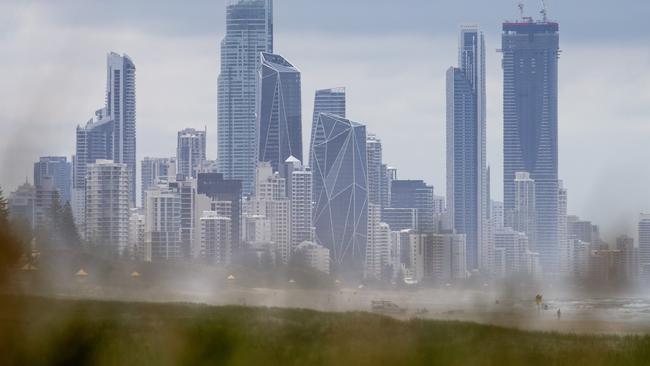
[446,25,487,272]
[257,53,302,172]
[366,134,383,206]
[282,157,313,251]
[309,87,346,167]
[177,128,207,179]
[253,162,291,264]
[144,185,182,261]
[501,18,559,273]
[8,182,36,229]
[74,52,136,222]
[638,214,650,284]
[311,113,367,273]
[217,0,273,196]
[390,180,435,234]
[141,157,176,207]
[106,52,137,206]
[34,157,72,204]
[84,160,130,254]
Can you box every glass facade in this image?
[257,53,302,172]
[502,21,560,273]
[311,113,367,273]
[217,0,273,196]
[309,88,346,167]
[446,26,487,272]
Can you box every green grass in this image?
[0,295,649,366]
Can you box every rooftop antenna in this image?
[517,2,525,19]
[540,0,548,22]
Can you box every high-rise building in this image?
[311,113,367,273]
[616,235,638,283]
[74,52,136,219]
[568,216,601,246]
[35,176,58,228]
[282,157,313,251]
[257,53,302,172]
[141,157,176,207]
[446,25,487,272]
[309,87,346,167]
[494,227,530,275]
[295,241,331,274]
[638,214,650,284]
[177,128,207,179]
[365,204,391,280]
[197,173,242,253]
[8,182,36,229]
[168,179,198,259]
[106,52,137,206]
[144,185,182,261]
[502,17,560,273]
[217,0,273,196]
[84,160,130,254]
[558,181,569,275]
[200,211,232,265]
[406,232,467,283]
[381,208,418,232]
[252,162,291,264]
[34,157,72,204]
[128,208,145,261]
[391,180,435,234]
[366,134,383,206]
[512,172,536,249]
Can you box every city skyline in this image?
[2,0,650,241]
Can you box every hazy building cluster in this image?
[5,0,649,287]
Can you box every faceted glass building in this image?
[311,113,367,273]
[502,20,560,273]
[257,52,302,172]
[217,0,273,196]
[309,87,346,167]
[446,26,487,272]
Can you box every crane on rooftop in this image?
[540,0,548,22]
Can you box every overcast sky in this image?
[1,0,649,241]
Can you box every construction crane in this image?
[518,2,525,19]
[540,0,548,22]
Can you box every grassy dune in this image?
[0,296,649,366]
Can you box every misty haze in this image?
[1,0,650,365]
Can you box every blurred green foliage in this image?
[1,295,650,366]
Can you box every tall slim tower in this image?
[106,52,137,206]
[446,26,487,272]
[501,16,559,273]
[638,214,650,284]
[217,0,273,196]
[366,134,383,206]
[309,88,346,167]
[257,53,302,172]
